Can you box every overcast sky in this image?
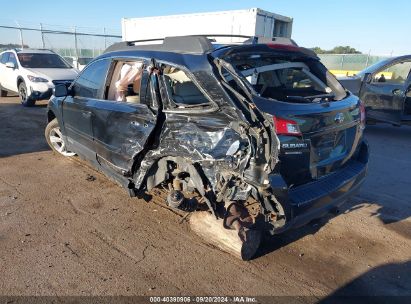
[0,0,409,55]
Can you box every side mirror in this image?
[5,62,15,69]
[364,73,373,84]
[54,84,69,97]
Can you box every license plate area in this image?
[313,131,347,163]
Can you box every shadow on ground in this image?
[319,260,411,303]
[0,99,49,157]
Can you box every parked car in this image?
[339,55,411,126]
[0,49,79,106]
[45,36,369,260]
[63,56,94,71]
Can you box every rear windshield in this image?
[17,53,71,69]
[224,53,347,103]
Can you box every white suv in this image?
[0,49,79,106]
[63,56,93,71]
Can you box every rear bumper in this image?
[272,140,369,233]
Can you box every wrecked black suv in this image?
[45,36,369,260]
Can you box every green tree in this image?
[311,46,362,54]
[331,46,361,54]
[311,47,326,54]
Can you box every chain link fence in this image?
[0,21,394,77]
[318,54,390,76]
[0,21,121,59]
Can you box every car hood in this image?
[25,68,79,81]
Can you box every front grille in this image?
[52,80,73,86]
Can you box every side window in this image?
[373,61,411,84]
[8,53,18,66]
[0,52,10,64]
[105,60,144,103]
[162,65,210,108]
[72,59,111,99]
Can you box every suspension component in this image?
[223,203,262,260]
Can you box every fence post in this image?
[365,50,371,68]
[74,26,78,58]
[104,27,107,49]
[40,23,45,49]
[341,54,345,70]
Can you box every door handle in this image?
[82,112,92,118]
[392,89,403,96]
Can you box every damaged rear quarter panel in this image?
[134,68,255,191]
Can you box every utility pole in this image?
[40,23,46,48]
[15,21,24,49]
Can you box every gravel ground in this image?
[0,97,410,301]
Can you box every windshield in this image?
[17,53,71,69]
[78,58,93,65]
[220,52,347,103]
[356,58,392,77]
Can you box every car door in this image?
[6,53,20,92]
[404,74,411,117]
[62,58,111,159]
[360,60,411,124]
[0,52,9,89]
[0,52,18,92]
[89,58,158,179]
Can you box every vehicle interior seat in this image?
[126,95,140,103]
[125,84,140,103]
[172,81,208,105]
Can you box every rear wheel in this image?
[45,118,75,157]
[18,82,35,107]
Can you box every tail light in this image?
[359,102,366,129]
[273,116,302,136]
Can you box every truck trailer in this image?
[122,8,293,43]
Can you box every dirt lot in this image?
[0,97,410,300]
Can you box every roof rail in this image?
[104,34,257,54]
[104,35,298,55]
[105,35,212,54]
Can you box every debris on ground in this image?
[86,174,96,182]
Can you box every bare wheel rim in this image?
[19,85,27,102]
[49,127,75,156]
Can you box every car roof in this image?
[101,35,318,70]
[98,49,209,72]
[104,35,316,57]
[16,49,56,54]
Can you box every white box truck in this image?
[122,8,293,43]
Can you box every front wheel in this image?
[45,118,76,157]
[19,82,36,107]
